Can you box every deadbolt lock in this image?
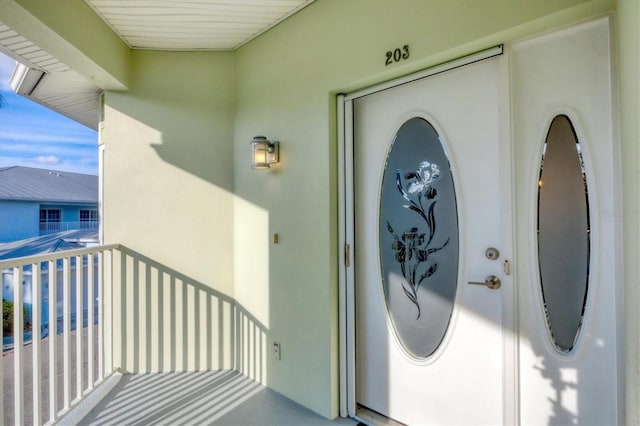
[485,247,500,260]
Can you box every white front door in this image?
[511,17,619,425]
[353,56,513,425]
[346,17,619,426]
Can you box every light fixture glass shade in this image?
[251,136,279,169]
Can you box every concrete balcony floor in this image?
[60,370,358,425]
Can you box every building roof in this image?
[0,166,98,204]
[0,229,98,261]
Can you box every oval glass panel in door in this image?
[379,117,459,358]
[537,115,590,352]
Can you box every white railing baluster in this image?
[98,251,104,381]
[32,262,42,426]
[104,250,113,377]
[13,266,24,426]
[48,259,58,422]
[88,252,95,389]
[63,256,71,410]
[75,254,83,401]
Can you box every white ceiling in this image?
[86,0,315,50]
[1,1,314,129]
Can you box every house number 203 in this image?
[385,45,410,66]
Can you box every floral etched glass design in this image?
[537,115,590,352]
[379,117,459,358]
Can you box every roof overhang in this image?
[6,59,100,130]
[1,1,315,130]
[1,20,101,130]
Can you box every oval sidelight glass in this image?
[537,115,590,352]
[379,117,459,358]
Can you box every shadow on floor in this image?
[77,370,356,425]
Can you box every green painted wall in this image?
[103,50,235,292]
[616,1,640,424]
[102,50,237,372]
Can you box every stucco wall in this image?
[103,50,235,293]
[101,50,237,371]
[616,0,640,423]
[0,200,38,242]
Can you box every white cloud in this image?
[0,129,95,145]
[0,142,95,157]
[35,155,61,165]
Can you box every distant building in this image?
[1,229,99,345]
[0,166,99,242]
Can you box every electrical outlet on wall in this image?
[273,341,282,360]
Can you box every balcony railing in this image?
[39,221,99,236]
[1,244,118,425]
[0,244,267,425]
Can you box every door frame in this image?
[337,45,519,423]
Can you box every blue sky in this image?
[0,52,98,176]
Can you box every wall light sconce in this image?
[251,136,280,169]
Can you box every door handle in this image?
[468,275,501,290]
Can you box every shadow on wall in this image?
[112,246,267,382]
[104,51,236,193]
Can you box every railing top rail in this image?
[0,243,121,270]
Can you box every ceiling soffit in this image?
[85,0,314,50]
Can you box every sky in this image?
[0,52,98,176]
